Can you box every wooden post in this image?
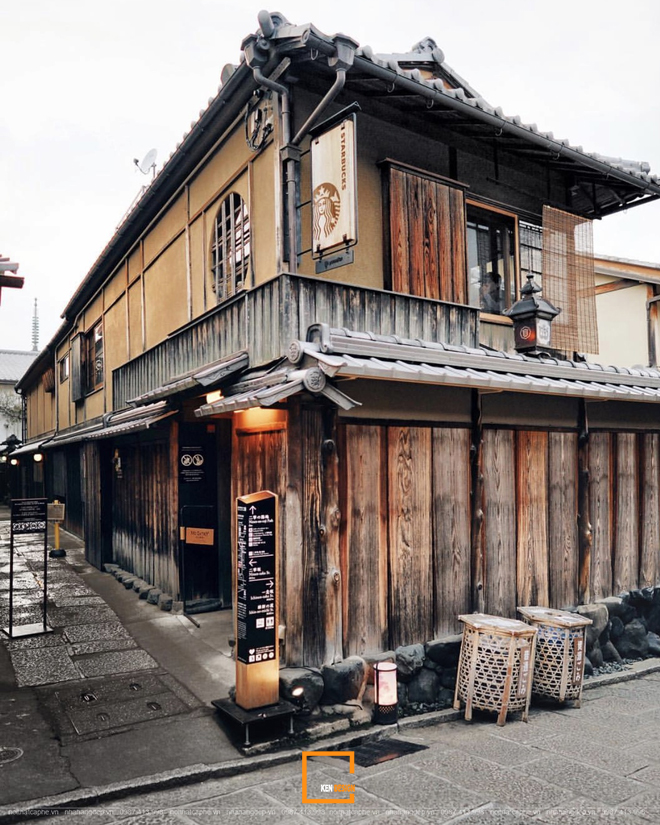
[302,405,342,667]
[577,399,592,605]
[284,397,304,665]
[470,391,485,614]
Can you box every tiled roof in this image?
[0,350,38,383]
[354,41,658,186]
[194,324,660,418]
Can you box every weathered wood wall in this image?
[111,434,179,596]
[330,421,660,662]
[113,274,479,408]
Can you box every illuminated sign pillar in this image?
[235,490,279,710]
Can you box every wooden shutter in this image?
[70,334,84,402]
[388,164,467,304]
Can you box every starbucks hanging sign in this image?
[311,116,357,259]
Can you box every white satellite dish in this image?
[133,148,158,179]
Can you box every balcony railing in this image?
[112,273,479,409]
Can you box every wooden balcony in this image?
[112,273,479,409]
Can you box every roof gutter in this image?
[248,11,357,271]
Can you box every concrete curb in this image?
[1,658,659,823]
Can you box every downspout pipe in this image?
[247,17,357,271]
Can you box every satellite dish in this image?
[133,148,158,179]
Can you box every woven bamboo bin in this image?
[517,606,592,706]
[454,614,537,726]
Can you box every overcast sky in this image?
[1,0,659,351]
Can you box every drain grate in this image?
[0,747,24,765]
[339,738,428,767]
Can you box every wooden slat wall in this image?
[548,432,578,608]
[111,438,178,595]
[432,428,471,634]
[516,431,549,607]
[389,167,467,305]
[82,441,103,569]
[387,426,433,648]
[113,274,479,408]
[640,433,660,587]
[589,432,612,600]
[482,429,517,618]
[614,433,639,594]
[340,424,388,656]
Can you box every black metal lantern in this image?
[505,274,561,354]
[373,661,398,724]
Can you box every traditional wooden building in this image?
[16,12,660,666]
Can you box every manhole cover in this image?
[338,739,428,767]
[0,747,24,766]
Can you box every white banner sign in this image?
[311,118,357,256]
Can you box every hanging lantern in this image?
[505,274,560,355]
[373,661,398,724]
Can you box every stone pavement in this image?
[3,514,660,823]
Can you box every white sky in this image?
[1,0,659,351]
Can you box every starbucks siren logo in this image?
[313,183,341,246]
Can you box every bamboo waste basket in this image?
[517,606,592,706]
[454,614,537,726]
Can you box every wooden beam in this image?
[595,279,638,296]
[469,391,485,614]
[576,401,591,605]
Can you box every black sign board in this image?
[11,498,47,534]
[236,493,277,666]
[179,445,205,484]
[3,498,51,639]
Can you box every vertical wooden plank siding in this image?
[300,407,342,666]
[388,166,467,305]
[389,168,410,294]
[432,428,471,635]
[640,433,660,587]
[340,424,388,656]
[387,426,433,648]
[548,432,578,608]
[614,433,639,593]
[83,441,103,569]
[516,431,549,607]
[422,179,440,300]
[284,397,304,665]
[111,438,178,595]
[449,187,468,305]
[482,430,517,618]
[589,433,613,600]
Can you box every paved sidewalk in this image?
[3,517,660,824]
[0,519,240,808]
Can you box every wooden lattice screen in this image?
[542,205,599,354]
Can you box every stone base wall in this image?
[280,586,660,720]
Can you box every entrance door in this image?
[178,422,226,613]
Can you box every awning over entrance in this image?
[196,324,660,415]
[127,351,249,406]
[6,437,50,457]
[194,364,360,417]
[45,401,176,447]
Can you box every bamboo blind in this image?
[542,205,599,354]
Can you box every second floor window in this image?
[467,204,516,316]
[85,321,103,393]
[59,353,70,383]
[210,192,250,302]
